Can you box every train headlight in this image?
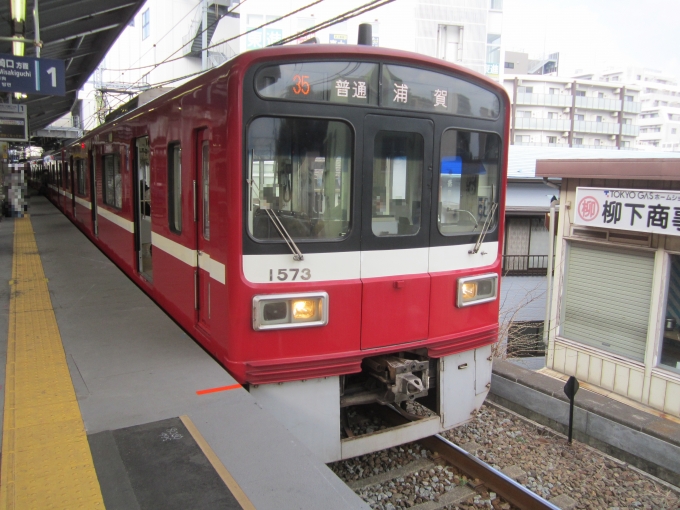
[457,274,498,307]
[253,292,328,330]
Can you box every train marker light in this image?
[457,274,498,307]
[253,292,328,330]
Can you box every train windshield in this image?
[247,117,352,241]
[438,130,501,235]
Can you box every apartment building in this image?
[503,75,642,150]
[592,68,680,152]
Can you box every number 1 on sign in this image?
[46,67,56,88]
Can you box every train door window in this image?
[371,131,423,236]
[103,154,122,208]
[77,160,86,195]
[168,142,182,233]
[247,117,352,241]
[438,130,500,235]
[201,141,210,239]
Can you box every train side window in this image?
[77,160,86,196]
[202,141,210,239]
[103,154,122,208]
[371,131,424,237]
[438,130,500,235]
[168,142,182,233]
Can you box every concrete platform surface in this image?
[8,197,368,510]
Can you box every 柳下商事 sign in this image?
[575,187,680,236]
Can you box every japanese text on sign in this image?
[575,187,680,237]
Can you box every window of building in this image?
[547,112,556,119]
[549,88,559,95]
[517,86,533,94]
[621,140,630,147]
[168,143,182,233]
[611,76,619,81]
[517,111,531,118]
[575,90,586,97]
[575,114,585,121]
[573,137,583,145]
[514,135,530,143]
[504,62,514,69]
[598,92,604,98]
[672,128,678,134]
[486,34,501,71]
[625,95,634,102]
[547,136,557,144]
[596,116,603,122]
[490,0,503,10]
[503,216,551,275]
[660,255,680,373]
[103,154,122,208]
[142,9,150,40]
[594,139,601,146]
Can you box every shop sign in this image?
[575,186,680,236]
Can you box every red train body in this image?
[42,44,510,461]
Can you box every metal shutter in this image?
[562,243,654,362]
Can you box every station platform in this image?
[490,358,680,487]
[0,196,369,510]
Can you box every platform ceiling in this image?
[0,0,146,135]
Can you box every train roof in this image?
[70,44,510,147]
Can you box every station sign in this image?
[329,34,348,44]
[0,53,65,96]
[575,186,680,237]
[0,104,28,142]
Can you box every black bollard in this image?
[563,376,579,444]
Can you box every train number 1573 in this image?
[269,268,311,281]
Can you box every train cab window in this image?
[371,131,423,236]
[76,160,86,196]
[168,143,182,233]
[247,117,352,241]
[438,130,500,235]
[103,154,122,208]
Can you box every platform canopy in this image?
[0,0,146,135]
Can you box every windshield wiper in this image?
[469,202,497,254]
[247,177,304,261]
[264,208,304,261]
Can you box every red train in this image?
[41,43,509,462]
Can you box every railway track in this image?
[420,434,559,510]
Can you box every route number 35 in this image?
[269,268,311,281]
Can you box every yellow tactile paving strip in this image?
[1,217,105,509]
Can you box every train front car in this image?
[227,46,509,463]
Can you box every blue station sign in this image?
[0,54,65,96]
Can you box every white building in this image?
[578,68,680,152]
[503,74,642,151]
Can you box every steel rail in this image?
[420,434,560,510]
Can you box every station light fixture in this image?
[253,292,328,330]
[11,0,26,57]
[457,274,498,307]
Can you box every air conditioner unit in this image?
[614,88,620,94]
[565,82,572,89]
[610,135,617,140]
[563,107,570,113]
[611,111,619,117]
[562,132,569,137]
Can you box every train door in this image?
[134,136,152,280]
[89,150,98,236]
[195,129,211,329]
[360,115,434,349]
[57,160,63,209]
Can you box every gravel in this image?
[331,402,680,510]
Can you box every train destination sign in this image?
[255,61,500,118]
[575,186,680,237]
[0,54,65,96]
[256,61,379,105]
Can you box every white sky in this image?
[502,0,680,80]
